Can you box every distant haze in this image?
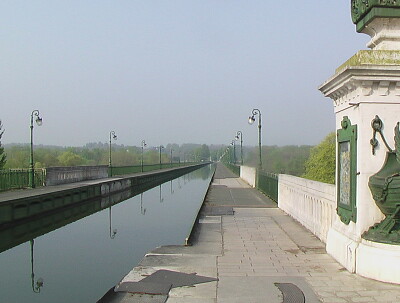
[1,1,368,147]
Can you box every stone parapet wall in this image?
[278,174,336,243]
[45,166,109,186]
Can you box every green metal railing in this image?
[110,162,197,177]
[0,169,46,192]
[257,171,278,202]
[223,162,278,202]
[224,163,240,176]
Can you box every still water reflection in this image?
[0,164,215,303]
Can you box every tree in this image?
[302,132,336,184]
[3,145,29,168]
[112,149,139,166]
[35,148,61,167]
[58,151,86,166]
[0,120,6,169]
[194,144,210,161]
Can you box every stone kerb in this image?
[240,165,256,187]
[45,165,109,186]
[278,174,336,243]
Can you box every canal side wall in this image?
[185,164,217,246]
[0,163,209,228]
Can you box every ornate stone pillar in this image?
[319,1,400,283]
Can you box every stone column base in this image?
[327,227,400,284]
[357,239,400,284]
[326,227,358,273]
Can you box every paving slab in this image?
[100,163,400,303]
[217,276,283,302]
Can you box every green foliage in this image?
[35,147,61,167]
[245,145,312,176]
[194,144,210,161]
[0,120,6,169]
[3,145,29,168]
[111,149,139,166]
[58,151,86,166]
[302,132,336,184]
[3,142,213,169]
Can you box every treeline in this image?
[232,133,335,184]
[3,143,212,169]
[243,145,312,176]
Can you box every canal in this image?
[0,164,215,303]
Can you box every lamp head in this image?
[35,116,43,126]
[36,277,44,289]
[235,135,239,140]
[113,134,117,140]
[248,116,255,125]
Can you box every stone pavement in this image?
[100,163,400,303]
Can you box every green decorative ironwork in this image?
[370,115,393,155]
[235,131,244,165]
[351,0,400,32]
[109,131,117,176]
[248,109,262,170]
[29,110,43,188]
[364,121,400,244]
[224,163,240,176]
[337,116,358,224]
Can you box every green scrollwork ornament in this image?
[365,120,400,244]
[351,0,400,31]
[351,0,370,24]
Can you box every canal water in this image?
[0,164,215,303]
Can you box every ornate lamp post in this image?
[235,131,243,165]
[109,131,117,176]
[224,147,230,163]
[109,206,117,239]
[30,239,44,293]
[248,109,262,170]
[29,110,43,188]
[160,184,164,202]
[170,148,173,166]
[159,145,164,169]
[141,140,147,172]
[140,193,146,215]
[231,140,236,164]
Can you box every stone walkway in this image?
[100,163,400,303]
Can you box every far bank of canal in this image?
[0,164,215,303]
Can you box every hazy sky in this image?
[1,1,368,147]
